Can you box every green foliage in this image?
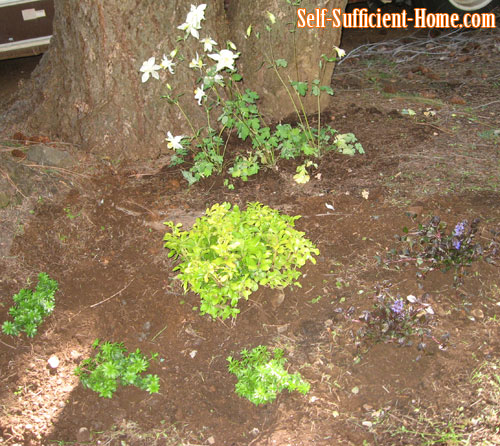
[228,155,260,181]
[163,202,319,319]
[75,339,160,398]
[227,345,310,405]
[142,3,364,189]
[333,133,365,156]
[221,89,278,168]
[2,273,58,337]
[293,160,318,184]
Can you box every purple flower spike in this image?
[454,221,467,237]
[452,239,462,250]
[391,299,404,315]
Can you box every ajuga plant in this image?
[386,217,497,285]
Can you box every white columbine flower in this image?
[208,49,239,72]
[200,37,217,52]
[204,73,224,87]
[194,86,206,105]
[334,46,346,59]
[140,57,161,83]
[177,4,207,39]
[189,52,205,70]
[165,132,185,150]
[161,54,176,74]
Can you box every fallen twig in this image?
[0,339,16,349]
[413,121,454,135]
[90,278,135,308]
[0,167,27,198]
[24,163,90,178]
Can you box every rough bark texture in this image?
[227,0,346,121]
[2,0,345,159]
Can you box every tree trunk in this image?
[1,0,346,159]
[227,0,346,121]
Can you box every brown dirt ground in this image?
[1,20,500,446]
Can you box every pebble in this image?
[472,309,484,319]
[47,355,60,369]
[77,427,91,443]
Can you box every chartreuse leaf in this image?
[164,202,319,319]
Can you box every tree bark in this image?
[1,0,346,159]
[227,0,346,121]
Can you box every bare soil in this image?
[1,24,499,446]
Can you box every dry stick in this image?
[0,339,16,349]
[24,163,90,178]
[150,323,168,342]
[0,167,27,198]
[413,121,454,135]
[471,100,500,109]
[90,278,135,308]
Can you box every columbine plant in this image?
[140,3,363,187]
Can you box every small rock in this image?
[70,350,82,360]
[472,309,484,319]
[207,436,215,445]
[26,145,75,168]
[362,404,373,411]
[270,290,285,308]
[47,355,60,369]
[143,321,151,331]
[77,427,91,443]
[277,324,288,334]
[250,428,260,436]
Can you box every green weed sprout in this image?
[75,339,160,398]
[164,202,319,319]
[227,345,310,405]
[2,273,58,337]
